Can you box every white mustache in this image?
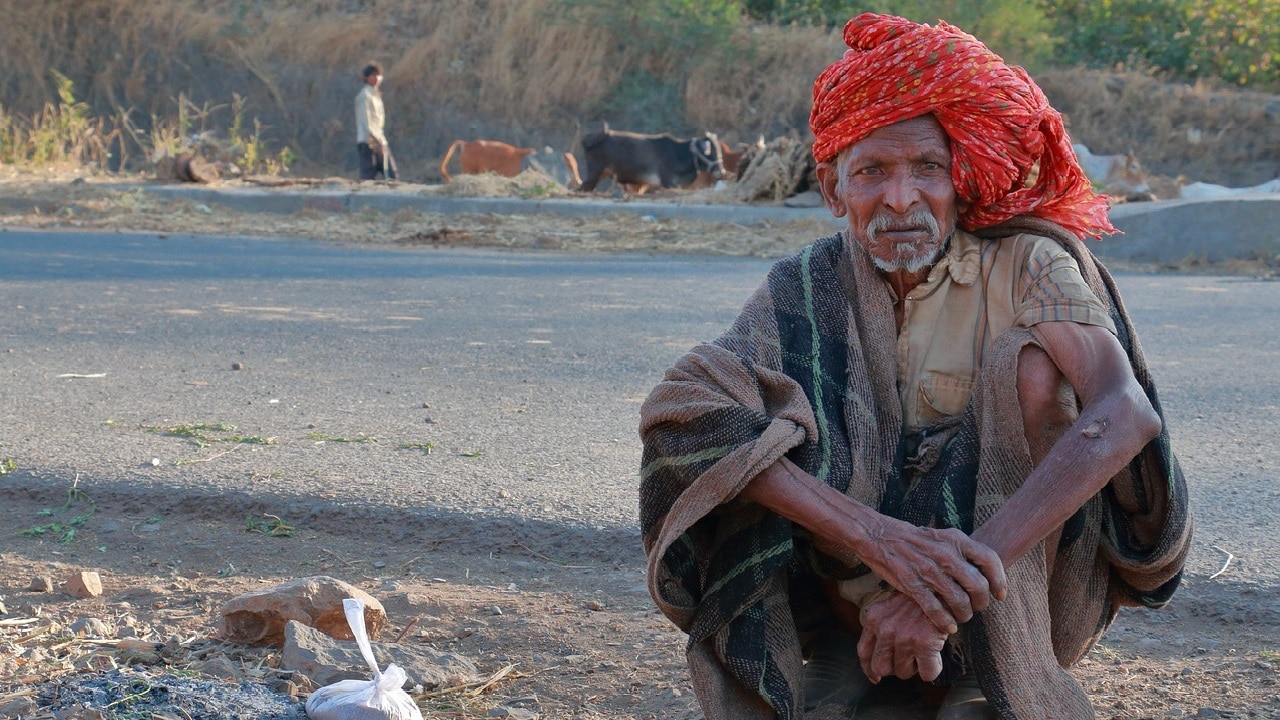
[866,210,940,241]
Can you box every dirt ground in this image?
[2,167,1279,719]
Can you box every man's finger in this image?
[924,569,977,623]
[893,651,918,681]
[916,652,944,682]
[870,641,896,684]
[900,585,959,635]
[961,542,1008,601]
[857,631,883,684]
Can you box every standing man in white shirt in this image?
[355,62,397,180]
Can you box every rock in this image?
[281,620,479,690]
[175,151,220,183]
[0,696,37,717]
[270,678,300,698]
[70,617,114,638]
[218,575,386,647]
[153,154,178,181]
[117,646,163,666]
[489,708,539,719]
[65,571,103,598]
[29,576,55,592]
[199,654,242,680]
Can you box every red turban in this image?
[810,13,1115,239]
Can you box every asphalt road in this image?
[1,229,1277,587]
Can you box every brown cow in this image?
[439,139,536,182]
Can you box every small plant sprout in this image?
[245,513,295,537]
[21,479,96,544]
[307,432,379,443]
[144,422,276,447]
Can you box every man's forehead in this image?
[842,117,951,160]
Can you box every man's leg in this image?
[357,143,378,180]
[940,344,1079,720]
[803,582,871,714]
[383,147,398,180]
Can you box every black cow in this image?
[578,128,726,194]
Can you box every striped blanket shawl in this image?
[638,217,1192,719]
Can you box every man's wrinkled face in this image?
[816,115,964,274]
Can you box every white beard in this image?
[865,210,950,273]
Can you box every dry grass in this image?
[685,24,846,142]
[1039,69,1280,187]
[3,1,1279,187]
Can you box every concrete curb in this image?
[142,184,1280,264]
[143,184,838,225]
[1105,196,1280,263]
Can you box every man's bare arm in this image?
[740,459,1007,635]
[972,322,1162,563]
[858,322,1162,682]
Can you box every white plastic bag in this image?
[305,597,424,720]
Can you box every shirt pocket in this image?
[917,373,975,424]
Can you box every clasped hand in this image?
[851,521,1006,682]
[858,521,1006,635]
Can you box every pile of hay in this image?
[435,169,575,199]
[734,137,817,203]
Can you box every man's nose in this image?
[882,173,920,213]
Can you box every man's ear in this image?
[815,161,847,219]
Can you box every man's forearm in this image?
[739,457,883,562]
[741,457,1007,633]
[973,380,1161,566]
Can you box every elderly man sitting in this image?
[638,13,1191,720]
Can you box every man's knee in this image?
[1016,344,1077,460]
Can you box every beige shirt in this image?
[354,84,386,146]
[889,230,1116,431]
[839,231,1115,609]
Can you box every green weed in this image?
[144,422,276,447]
[245,513,295,537]
[0,69,116,168]
[517,181,559,199]
[399,441,436,454]
[21,482,96,544]
[0,458,16,475]
[307,432,379,443]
